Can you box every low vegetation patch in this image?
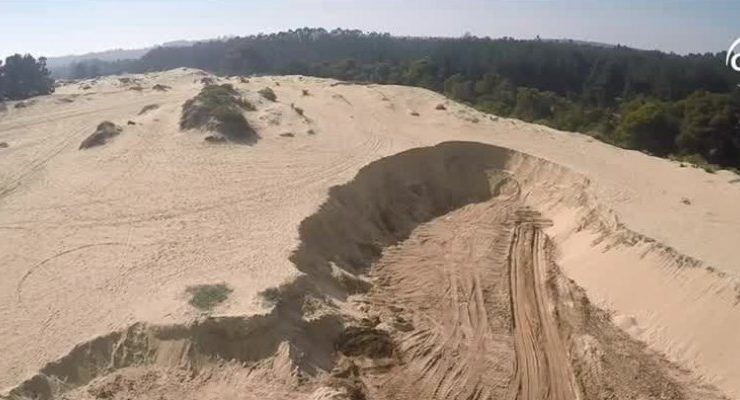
[669,153,723,174]
[138,104,159,115]
[152,84,171,91]
[204,135,227,143]
[180,84,256,142]
[79,121,122,150]
[241,99,256,111]
[258,287,282,306]
[14,100,35,109]
[291,103,305,116]
[186,283,232,310]
[258,87,277,101]
[56,95,77,104]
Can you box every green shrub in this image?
[180,84,256,141]
[258,287,282,306]
[186,283,232,310]
[138,104,159,115]
[258,87,277,101]
[79,121,122,149]
[152,84,171,91]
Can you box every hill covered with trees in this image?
[53,28,740,169]
[0,54,55,101]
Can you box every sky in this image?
[0,0,738,59]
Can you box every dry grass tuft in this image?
[79,121,122,150]
[180,84,256,142]
[258,87,277,102]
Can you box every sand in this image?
[0,69,738,399]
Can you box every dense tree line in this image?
[61,28,740,168]
[0,54,54,100]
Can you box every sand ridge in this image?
[0,69,739,398]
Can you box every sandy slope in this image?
[0,69,739,399]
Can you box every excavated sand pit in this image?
[4,142,728,400]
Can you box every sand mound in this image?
[78,121,122,149]
[6,142,726,400]
[1,71,739,399]
[180,84,257,143]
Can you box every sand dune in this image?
[0,69,739,399]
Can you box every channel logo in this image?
[727,38,740,72]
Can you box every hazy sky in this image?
[0,0,738,59]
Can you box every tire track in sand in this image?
[507,208,580,400]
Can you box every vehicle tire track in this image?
[365,198,518,400]
[507,208,580,400]
[16,242,128,310]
